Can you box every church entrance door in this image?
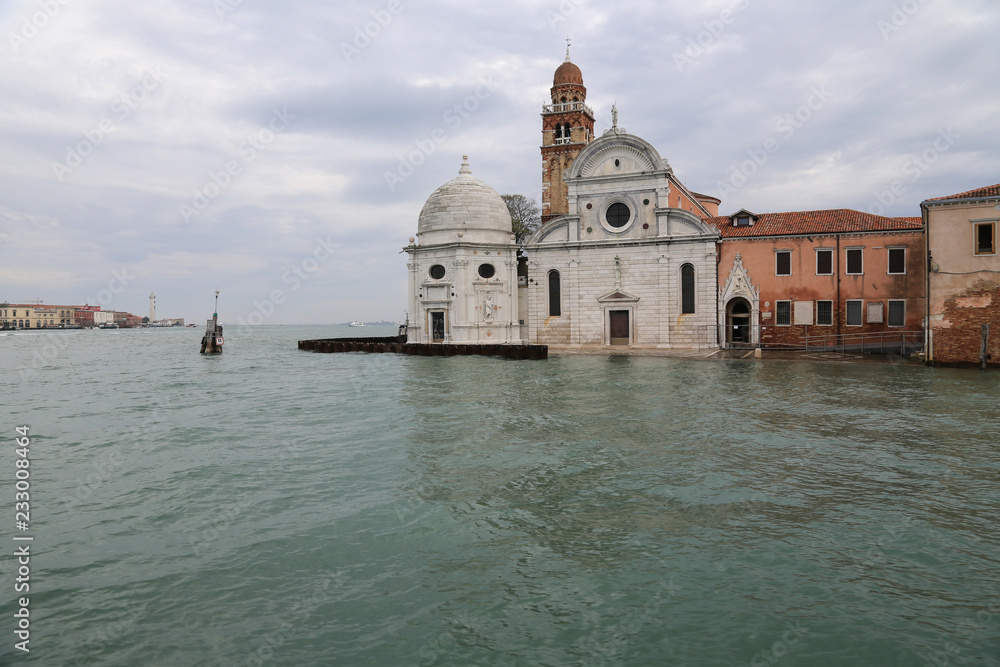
[431,311,445,342]
[726,298,752,347]
[609,310,629,345]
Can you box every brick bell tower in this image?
[541,41,595,223]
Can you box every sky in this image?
[0,0,997,325]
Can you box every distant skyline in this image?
[1,0,998,324]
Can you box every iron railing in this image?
[697,325,924,355]
[541,101,595,115]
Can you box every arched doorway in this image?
[727,298,752,347]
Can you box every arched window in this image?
[548,270,561,317]
[681,264,696,314]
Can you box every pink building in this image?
[709,209,925,349]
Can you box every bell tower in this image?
[540,41,595,223]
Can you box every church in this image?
[404,50,940,353]
[405,50,722,349]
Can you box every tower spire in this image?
[541,50,594,222]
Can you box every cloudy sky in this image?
[1,0,997,324]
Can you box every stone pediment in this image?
[537,221,569,242]
[569,133,668,180]
[597,289,639,303]
[720,252,758,303]
[672,218,706,236]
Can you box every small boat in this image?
[349,321,364,327]
[200,291,224,354]
[98,322,119,329]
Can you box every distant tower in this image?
[149,292,156,322]
[540,40,595,223]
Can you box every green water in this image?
[1,326,998,666]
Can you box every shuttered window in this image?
[846,248,863,275]
[775,251,791,276]
[681,264,696,314]
[846,300,863,326]
[816,249,833,275]
[888,300,905,327]
[888,248,906,274]
[548,270,561,317]
[975,223,996,255]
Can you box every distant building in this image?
[74,305,101,328]
[93,311,115,326]
[923,184,1000,366]
[1,304,77,328]
[149,292,156,322]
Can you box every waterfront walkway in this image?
[545,345,923,365]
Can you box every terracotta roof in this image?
[689,191,721,203]
[706,209,922,238]
[924,183,1000,202]
[553,61,583,86]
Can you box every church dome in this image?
[553,60,583,86]
[417,156,513,245]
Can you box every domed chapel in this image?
[404,50,722,348]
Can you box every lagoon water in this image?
[1,325,999,666]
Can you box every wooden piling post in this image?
[982,323,990,370]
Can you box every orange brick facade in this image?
[540,59,594,222]
[931,280,1000,366]
[924,185,1000,366]
[711,211,925,349]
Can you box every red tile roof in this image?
[707,209,922,238]
[924,183,1000,202]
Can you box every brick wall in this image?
[932,279,1000,366]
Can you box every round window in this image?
[606,202,631,228]
[429,265,446,279]
[478,264,496,279]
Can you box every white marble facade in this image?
[523,131,720,348]
[403,157,521,344]
[406,133,721,349]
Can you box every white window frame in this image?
[846,299,863,326]
[775,300,791,326]
[845,248,863,275]
[775,250,792,276]
[974,221,997,256]
[815,248,833,276]
[887,247,906,275]
[816,300,834,326]
[888,300,906,327]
